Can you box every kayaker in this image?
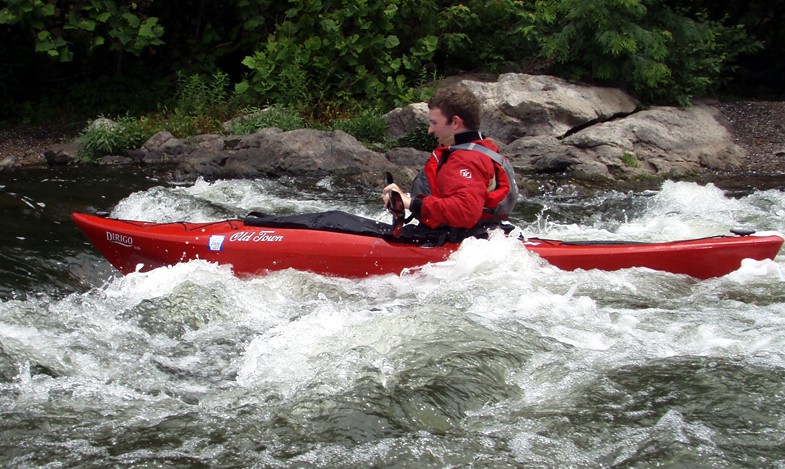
[382,85,518,236]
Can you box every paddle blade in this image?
[389,190,405,238]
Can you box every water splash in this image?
[3,176,785,466]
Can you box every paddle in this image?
[385,172,405,238]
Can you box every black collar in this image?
[454,130,483,145]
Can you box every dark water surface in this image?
[1,168,785,467]
[1,167,163,298]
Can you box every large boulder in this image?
[172,129,397,183]
[384,73,639,144]
[384,102,429,140]
[464,73,640,143]
[127,131,197,165]
[504,103,745,180]
[44,141,81,165]
[388,74,745,181]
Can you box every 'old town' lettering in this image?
[229,231,284,243]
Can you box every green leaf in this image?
[235,81,250,94]
[138,17,163,39]
[241,55,258,69]
[59,48,74,62]
[78,19,97,32]
[421,35,438,53]
[0,10,16,25]
[384,35,400,49]
[123,12,140,28]
[304,36,322,50]
[40,3,55,16]
[389,57,401,71]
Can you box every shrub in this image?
[435,0,542,73]
[535,0,760,105]
[78,115,149,162]
[137,72,244,138]
[397,124,437,152]
[224,106,305,134]
[621,151,639,168]
[239,0,439,113]
[175,71,236,118]
[331,109,390,145]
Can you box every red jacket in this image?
[410,133,513,229]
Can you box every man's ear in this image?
[451,115,464,129]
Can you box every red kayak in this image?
[72,212,783,280]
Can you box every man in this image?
[382,85,517,231]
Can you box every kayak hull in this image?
[72,213,784,279]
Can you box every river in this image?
[1,167,785,467]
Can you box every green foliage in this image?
[136,109,216,139]
[175,71,237,119]
[239,0,439,112]
[0,0,164,62]
[535,0,761,105]
[78,115,149,162]
[331,109,390,145]
[621,151,639,168]
[224,107,305,134]
[435,0,542,73]
[138,72,244,137]
[1,0,780,131]
[397,124,437,152]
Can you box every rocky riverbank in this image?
[715,100,785,176]
[0,123,81,169]
[2,99,784,180]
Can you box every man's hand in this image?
[382,183,412,210]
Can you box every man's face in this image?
[428,107,457,146]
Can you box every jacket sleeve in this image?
[414,151,495,229]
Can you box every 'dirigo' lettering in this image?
[106,231,133,247]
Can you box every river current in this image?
[1,167,785,467]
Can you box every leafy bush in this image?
[175,71,236,118]
[397,124,437,152]
[78,115,149,162]
[224,106,305,134]
[435,0,542,73]
[535,0,760,105]
[138,72,243,137]
[331,109,390,145]
[239,0,439,113]
[3,0,776,133]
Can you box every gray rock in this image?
[97,155,135,166]
[173,129,396,182]
[140,131,192,165]
[385,147,428,168]
[463,73,639,143]
[384,102,429,139]
[44,141,81,165]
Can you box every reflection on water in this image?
[1,168,785,467]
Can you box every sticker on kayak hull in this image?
[209,235,226,251]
